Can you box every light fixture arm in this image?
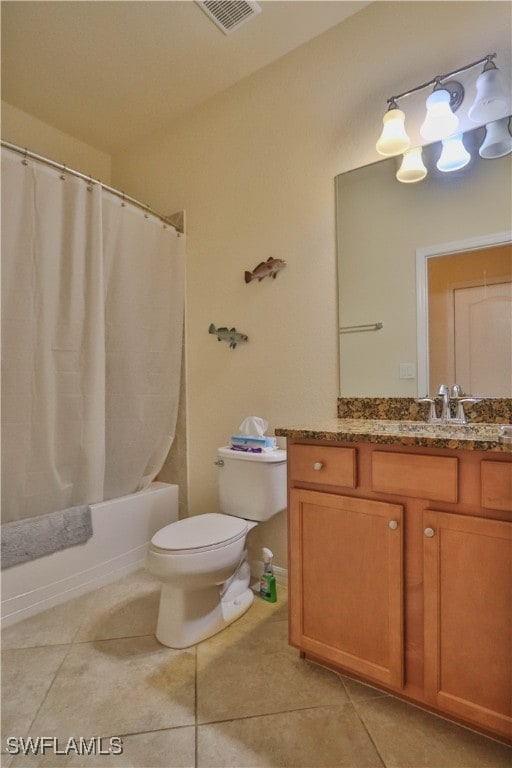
[385,53,497,107]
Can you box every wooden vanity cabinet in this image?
[287,439,512,743]
[423,509,512,738]
[289,489,404,689]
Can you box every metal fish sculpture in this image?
[244,257,286,283]
[209,323,248,349]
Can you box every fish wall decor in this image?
[244,257,286,283]
[209,323,249,349]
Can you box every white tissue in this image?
[238,416,268,436]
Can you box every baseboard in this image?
[250,559,288,587]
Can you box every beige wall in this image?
[2,101,111,182]
[111,1,511,569]
[112,2,510,566]
[3,3,510,571]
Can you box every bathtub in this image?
[1,482,178,627]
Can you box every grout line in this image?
[101,723,195,741]
[21,640,76,739]
[340,678,388,768]
[196,700,353,728]
[340,674,387,768]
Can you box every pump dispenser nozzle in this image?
[262,547,273,572]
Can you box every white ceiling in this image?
[1,1,370,154]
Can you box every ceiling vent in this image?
[196,1,261,35]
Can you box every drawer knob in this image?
[313,462,324,471]
[424,527,436,538]
[388,520,399,530]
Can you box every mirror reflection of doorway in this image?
[428,244,512,397]
[454,282,512,396]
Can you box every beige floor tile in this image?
[1,645,69,737]
[73,569,161,643]
[198,704,385,767]
[246,591,289,624]
[7,726,195,767]
[30,636,196,740]
[356,695,512,768]
[197,619,348,723]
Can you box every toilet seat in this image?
[150,512,248,555]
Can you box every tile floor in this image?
[2,569,511,768]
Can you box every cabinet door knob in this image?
[313,462,324,471]
[388,520,399,530]
[424,527,435,538]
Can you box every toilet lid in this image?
[150,513,248,553]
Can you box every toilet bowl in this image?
[148,447,287,648]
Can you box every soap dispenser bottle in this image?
[260,547,277,603]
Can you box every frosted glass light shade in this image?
[479,117,512,158]
[468,66,510,123]
[420,89,459,142]
[436,134,471,172]
[396,147,427,183]
[376,108,410,156]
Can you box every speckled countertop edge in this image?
[275,419,511,453]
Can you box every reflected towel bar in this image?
[339,322,383,334]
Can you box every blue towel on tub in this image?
[1,504,93,569]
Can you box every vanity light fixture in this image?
[436,134,471,172]
[376,53,512,182]
[420,85,460,142]
[468,57,510,123]
[376,102,410,156]
[479,116,512,159]
[396,147,428,183]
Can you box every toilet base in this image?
[155,584,254,649]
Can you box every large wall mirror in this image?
[336,129,512,398]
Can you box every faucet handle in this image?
[437,384,449,396]
[450,384,463,398]
[418,397,440,423]
[454,397,480,424]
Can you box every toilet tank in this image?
[216,446,287,521]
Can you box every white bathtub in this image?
[1,482,178,627]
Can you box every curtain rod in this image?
[1,140,183,232]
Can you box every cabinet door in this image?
[424,511,512,740]
[289,488,404,689]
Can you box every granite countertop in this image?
[275,419,512,453]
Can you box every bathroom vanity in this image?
[276,415,512,744]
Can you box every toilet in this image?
[148,446,287,648]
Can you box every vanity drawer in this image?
[481,461,512,512]
[289,445,357,488]
[372,451,458,502]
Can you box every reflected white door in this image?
[454,282,512,396]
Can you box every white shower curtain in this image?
[1,147,185,523]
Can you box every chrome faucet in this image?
[419,384,480,425]
[437,384,451,422]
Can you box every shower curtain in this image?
[1,146,185,524]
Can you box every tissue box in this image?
[230,435,277,450]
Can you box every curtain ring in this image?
[86,175,94,191]
[59,164,67,181]
[22,148,29,166]
[144,205,150,219]
[121,192,126,207]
